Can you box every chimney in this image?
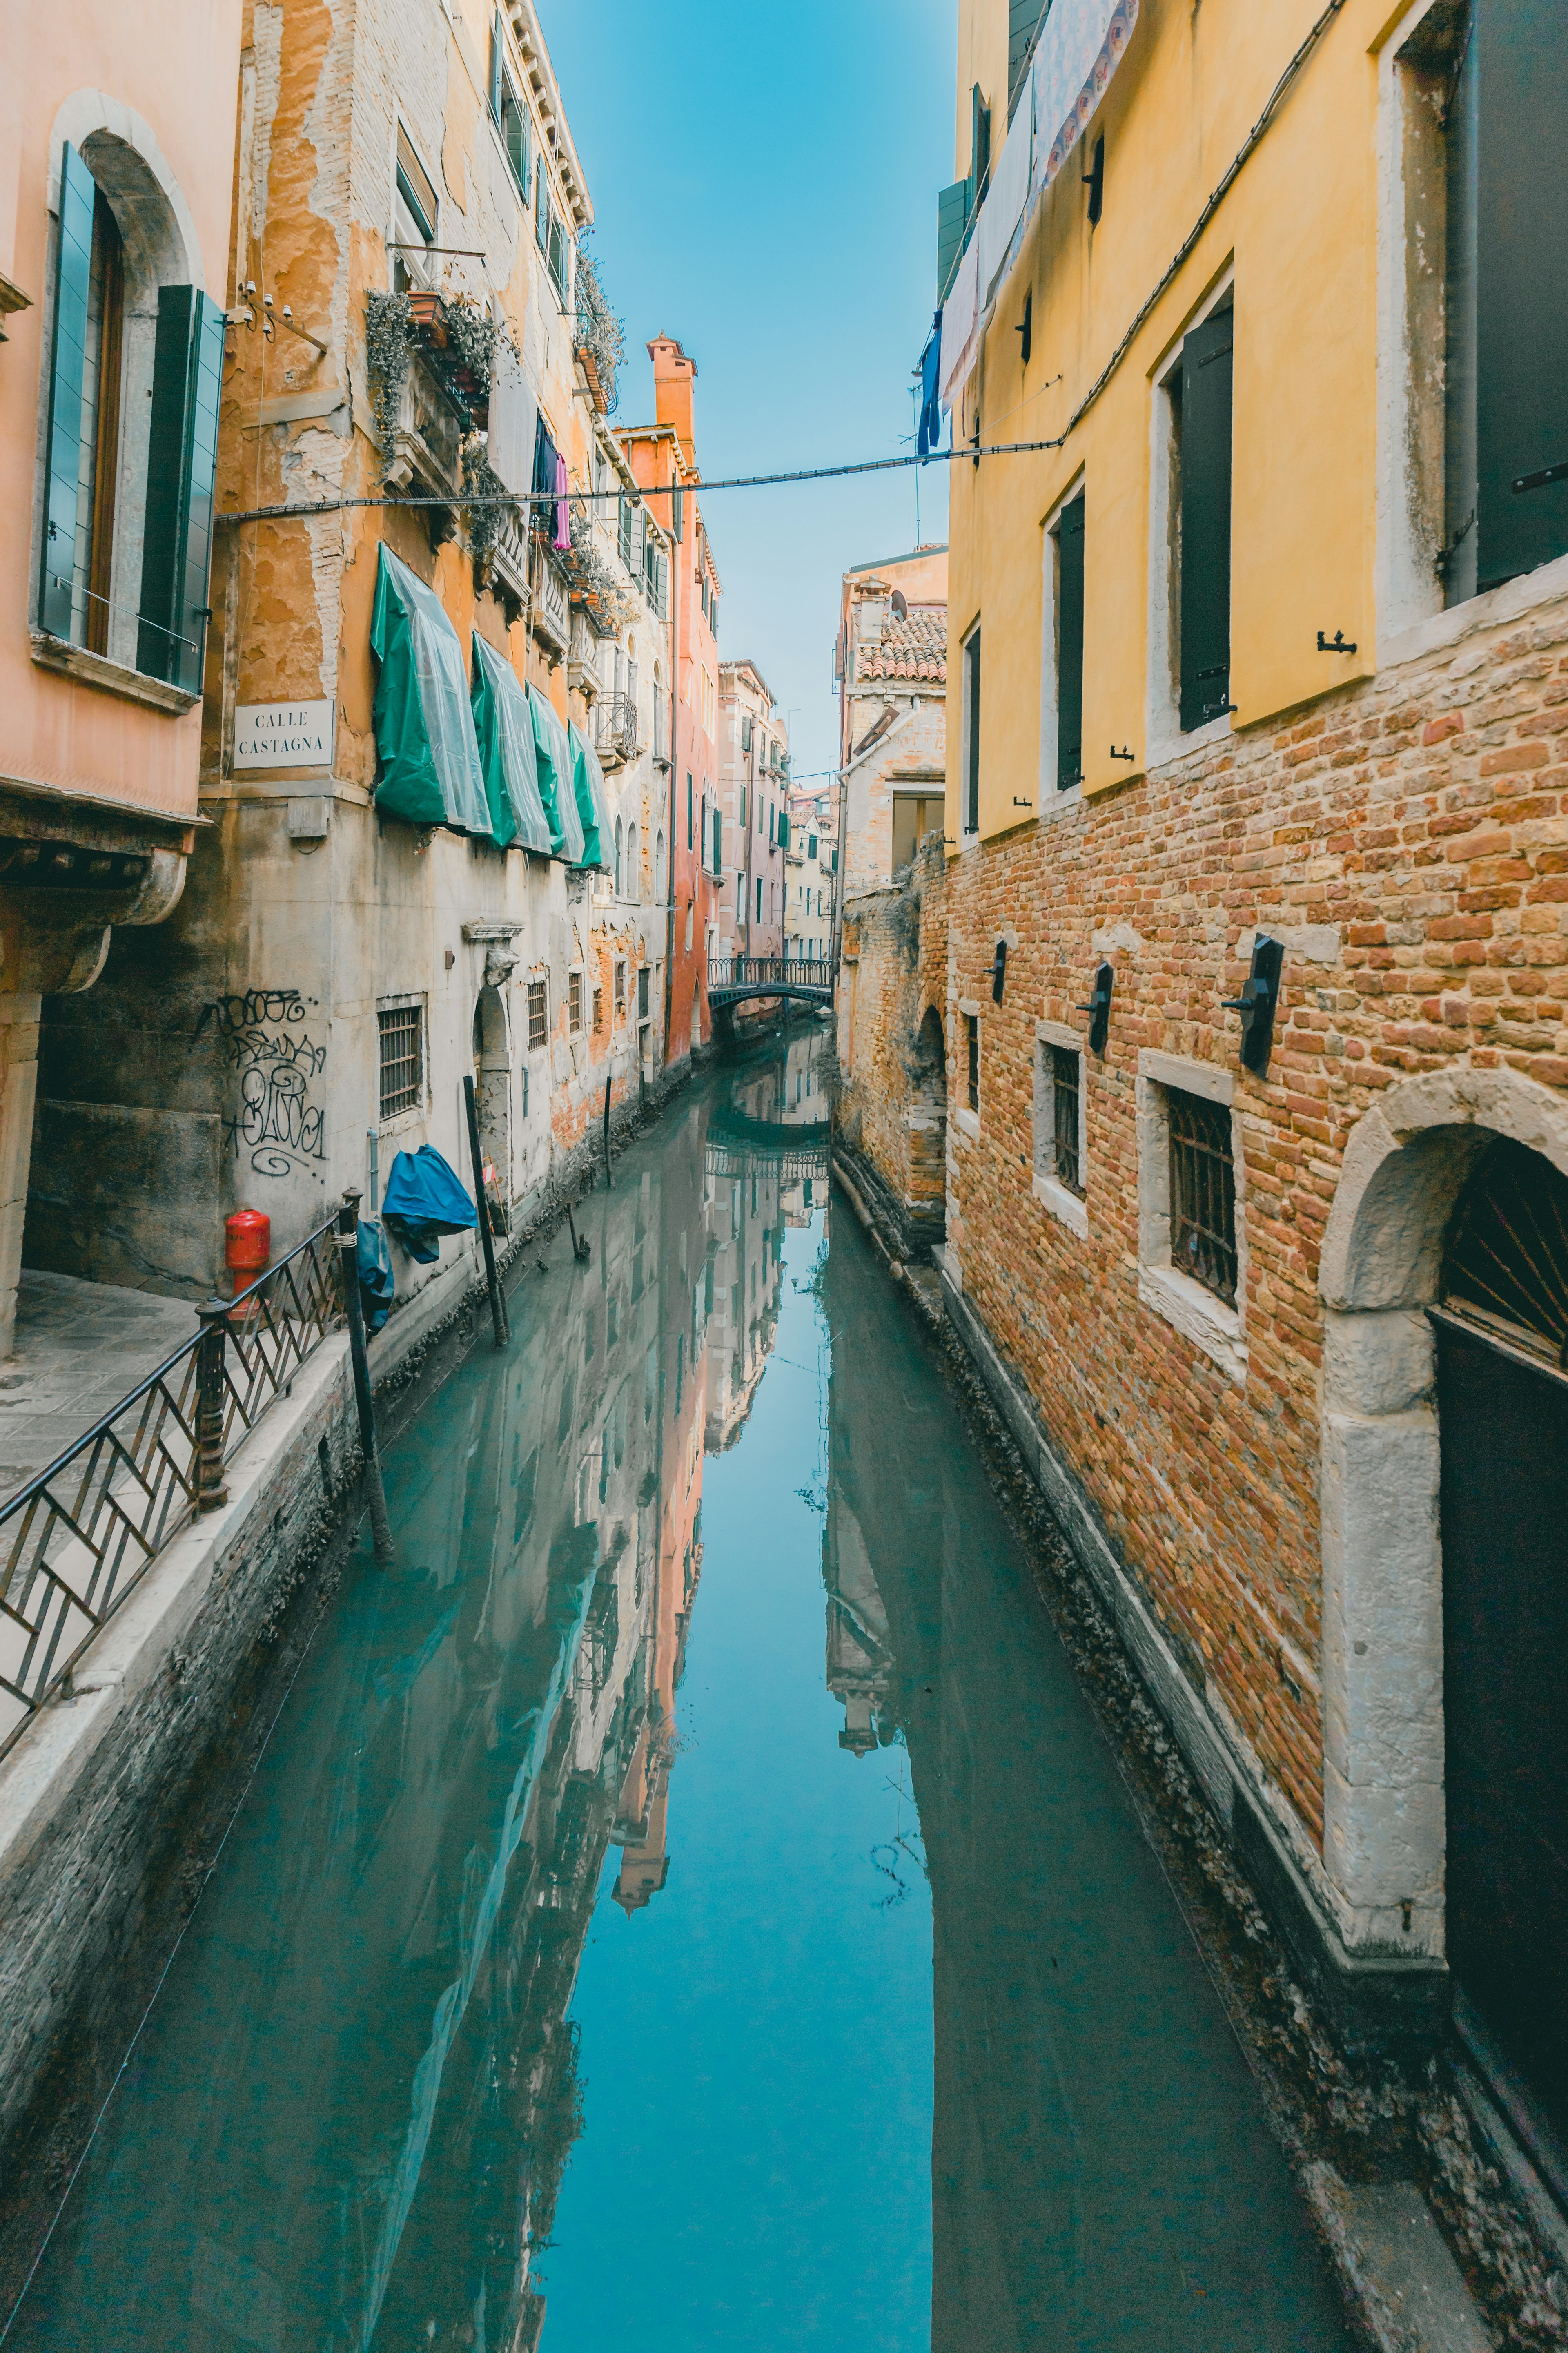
[648,334,697,452]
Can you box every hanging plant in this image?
[365,291,416,471]
[573,234,626,415]
[462,434,517,574]
[560,504,637,633]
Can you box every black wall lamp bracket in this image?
[1316,630,1357,654]
[1109,744,1134,762]
[1221,933,1284,1074]
[1075,961,1114,1056]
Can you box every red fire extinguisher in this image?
[225,1207,271,1296]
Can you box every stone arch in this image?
[1316,1065,1568,1972]
[471,984,512,1204]
[905,1003,947,1246]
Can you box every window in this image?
[1008,0,1050,118]
[488,16,530,201]
[1053,493,1086,789]
[687,772,693,850]
[756,876,763,923]
[741,712,752,752]
[638,965,650,1018]
[655,829,666,898]
[614,815,624,894]
[1050,1047,1083,1194]
[527,977,548,1048]
[378,1001,423,1118]
[618,493,635,567]
[1168,1088,1237,1305]
[396,125,437,243]
[1170,303,1233,732]
[961,623,982,832]
[891,794,943,874]
[808,833,817,860]
[965,1014,980,1113]
[615,960,626,1014]
[593,984,604,1033]
[568,970,583,1033]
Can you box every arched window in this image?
[627,821,640,902]
[35,112,218,694]
[615,815,624,895]
[654,829,666,901]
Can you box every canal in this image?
[6,1030,1352,2352]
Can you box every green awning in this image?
[527,684,584,862]
[470,633,554,853]
[369,546,492,835]
[568,720,612,870]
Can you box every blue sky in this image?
[543,0,956,793]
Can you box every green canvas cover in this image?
[370,546,492,835]
[567,720,612,870]
[470,633,554,853]
[527,684,584,862]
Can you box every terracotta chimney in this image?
[648,334,697,452]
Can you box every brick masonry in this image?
[844,562,1568,1888]
[837,836,950,1259]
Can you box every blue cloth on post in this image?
[380,1146,478,1264]
[357,1218,394,1332]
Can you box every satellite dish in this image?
[891,590,908,620]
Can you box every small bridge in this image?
[708,956,835,1011]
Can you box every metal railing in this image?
[0,1217,344,1760]
[596,691,640,767]
[708,957,835,993]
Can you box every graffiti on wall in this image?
[194,991,327,1179]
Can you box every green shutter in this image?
[1472,0,1568,591]
[970,84,991,198]
[1178,307,1234,733]
[137,284,225,692]
[1055,494,1085,789]
[778,810,789,849]
[713,806,722,872]
[489,12,502,119]
[38,142,96,642]
[1008,0,1049,119]
[936,180,969,302]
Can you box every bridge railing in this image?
[708,957,835,992]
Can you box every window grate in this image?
[638,966,650,1018]
[1168,1088,1236,1304]
[527,977,548,1049]
[1052,1046,1083,1194]
[615,960,626,1013]
[378,1003,423,1119]
[568,971,583,1033]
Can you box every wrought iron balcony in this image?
[597,692,640,769]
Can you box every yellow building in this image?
[916,0,1568,2172]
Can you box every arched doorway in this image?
[1318,1066,1568,2151]
[906,1004,947,1249]
[471,985,511,1211]
[1433,1137,1568,2141]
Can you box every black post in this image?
[337,1190,393,1559]
[194,1303,229,1513]
[602,1074,613,1191]
[463,1073,510,1347]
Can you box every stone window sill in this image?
[1032,1169,1088,1238]
[954,1107,980,1143]
[1138,1262,1247,1383]
[30,631,198,715]
[1144,706,1233,774]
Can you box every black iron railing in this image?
[708,957,834,993]
[0,1217,344,1760]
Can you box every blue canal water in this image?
[6,1033,1351,2351]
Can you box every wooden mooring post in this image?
[338,1190,394,1560]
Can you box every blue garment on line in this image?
[380,1146,477,1265]
[918,309,944,460]
[357,1218,395,1332]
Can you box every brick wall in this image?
[837,836,949,1258]
[938,569,1568,1853]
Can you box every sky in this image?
[542,0,956,795]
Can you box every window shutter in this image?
[658,549,669,618]
[1055,494,1086,789]
[618,493,632,567]
[137,285,224,692]
[970,83,991,199]
[39,142,96,641]
[1472,0,1568,591]
[1007,1,1049,119]
[741,712,751,751]
[1178,307,1234,733]
[713,806,722,873]
[489,12,502,120]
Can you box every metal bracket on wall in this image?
[1075,961,1114,1056]
[1221,933,1284,1074]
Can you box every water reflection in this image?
[10,1021,1345,2353]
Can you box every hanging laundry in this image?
[918,310,944,459]
[380,1146,478,1265]
[357,1218,395,1332]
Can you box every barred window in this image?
[965,1014,980,1113]
[527,977,548,1049]
[378,1001,423,1119]
[615,959,626,1014]
[1051,1046,1083,1195]
[638,966,650,1018]
[1168,1088,1237,1305]
[568,970,583,1033]
[592,984,604,1033]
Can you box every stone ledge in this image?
[29,632,199,716]
[1303,2166,1490,2353]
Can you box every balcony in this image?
[597,693,640,770]
[530,536,570,662]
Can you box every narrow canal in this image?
[8,1031,1352,2353]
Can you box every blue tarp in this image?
[381,1146,478,1265]
[358,1219,395,1332]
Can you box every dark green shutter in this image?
[970,85,991,199]
[1472,0,1568,592]
[1178,306,1233,732]
[714,807,722,872]
[1008,1,1049,120]
[138,285,225,693]
[1055,493,1085,789]
[39,142,96,641]
[936,180,969,301]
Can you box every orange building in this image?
[619,337,722,1067]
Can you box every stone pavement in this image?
[0,1272,200,1501]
